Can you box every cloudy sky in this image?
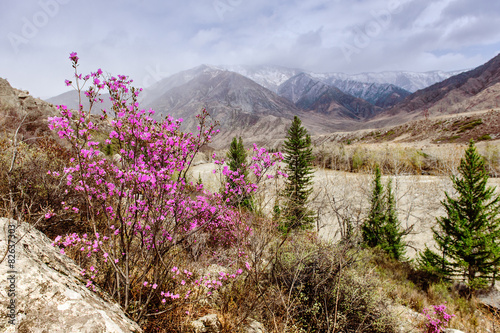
[1,0,500,98]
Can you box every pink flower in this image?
[69,52,79,63]
[45,211,55,219]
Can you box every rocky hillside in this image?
[312,70,464,93]
[0,78,58,138]
[143,69,299,146]
[316,108,500,146]
[378,53,500,122]
[322,79,410,108]
[278,73,382,120]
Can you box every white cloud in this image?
[1,0,499,97]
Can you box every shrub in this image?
[0,135,85,236]
[270,233,396,332]
[50,53,286,323]
[477,134,492,141]
[422,303,455,333]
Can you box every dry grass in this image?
[312,141,500,176]
[370,249,500,333]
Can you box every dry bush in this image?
[370,249,500,333]
[0,135,87,237]
[267,232,397,333]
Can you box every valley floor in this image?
[190,163,500,258]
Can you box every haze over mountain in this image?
[310,70,466,93]
[277,73,382,120]
[43,52,500,148]
[223,65,459,94]
[141,66,340,147]
[372,52,500,126]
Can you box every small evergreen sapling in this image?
[227,137,247,178]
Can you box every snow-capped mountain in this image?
[223,64,463,93]
[309,70,466,93]
[379,52,500,119]
[219,65,303,93]
[278,73,382,120]
[222,65,459,107]
[140,67,344,148]
[318,79,410,108]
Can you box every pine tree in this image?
[419,140,500,289]
[281,116,314,231]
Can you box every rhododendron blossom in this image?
[49,52,285,321]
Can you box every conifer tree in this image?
[226,136,251,209]
[227,137,247,178]
[281,116,314,231]
[362,166,385,247]
[419,140,500,289]
[380,178,406,260]
[363,166,407,260]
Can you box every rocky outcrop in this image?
[0,217,142,333]
[0,78,58,138]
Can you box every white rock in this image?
[0,218,142,333]
[191,314,221,333]
[245,318,266,333]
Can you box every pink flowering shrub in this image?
[213,144,286,208]
[422,303,455,333]
[49,53,285,321]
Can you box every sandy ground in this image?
[189,163,500,259]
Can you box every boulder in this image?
[477,287,500,311]
[0,217,142,333]
[191,314,222,333]
[191,152,208,166]
[244,318,266,333]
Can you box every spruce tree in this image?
[419,140,500,289]
[281,116,315,231]
[363,166,406,260]
[380,178,406,260]
[362,165,385,248]
[226,136,251,209]
[227,137,247,178]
